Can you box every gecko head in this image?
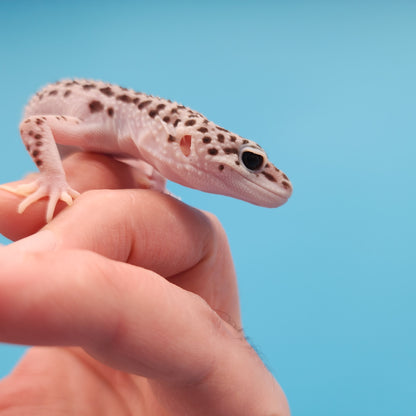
[153,130,293,208]
[203,142,293,208]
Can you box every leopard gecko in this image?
[1,79,293,222]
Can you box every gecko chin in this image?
[223,177,292,208]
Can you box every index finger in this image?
[2,153,240,322]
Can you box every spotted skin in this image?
[2,79,292,222]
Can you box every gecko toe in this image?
[17,186,49,214]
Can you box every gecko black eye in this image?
[241,149,265,172]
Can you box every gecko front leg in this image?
[0,115,81,222]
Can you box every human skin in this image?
[0,153,290,415]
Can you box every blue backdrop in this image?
[1,1,415,415]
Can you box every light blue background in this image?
[0,1,415,414]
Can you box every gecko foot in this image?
[1,179,80,223]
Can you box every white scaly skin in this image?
[1,79,293,222]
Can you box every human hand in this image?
[0,153,290,415]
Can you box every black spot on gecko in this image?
[107,107,114,117]
[35,141,43,146]
[36,160,43,167]
[65,80,79,86]
[100,86,114,97]
[35,118,43,126]
[34,134,42,140]
[64,90,71,97]
[157,103,166,111]
[198,127,208,133]
[235,160,240,165]
[262,171,277,182]
[32,149,40,157]
[148,109,157,118]
[242,139,249,144]
[230,135,237,142]
[217,126,229,132]
[132,97,140,104]
[89,100,104,113]
[202,136,211,144]
[173,119,181,127]
[218,164,224,171]
[208,148,218,155]
[168,135,176,142]
[283,173,289,180]
[170,108,178,114]
[117,94,133,103]
[217,134,225,143]
[138,100,152,109]
[281,180,291,189]
[48,90,58,96]
[163,116,170,123]
[223,147,238,155]
[83,83,96,90]
[28,130,34,136]
[185,119,196,126]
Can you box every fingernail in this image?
[11,230,59,252]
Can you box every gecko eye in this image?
[240,147,266,172]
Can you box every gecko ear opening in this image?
[180,135,192,157]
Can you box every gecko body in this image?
[3,79,292,221]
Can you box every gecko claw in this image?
[60,190,80,206]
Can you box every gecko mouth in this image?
[247,174,292,198]
[192,164,292,208]
[235,166,292,199]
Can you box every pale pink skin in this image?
[0,153,290,416]
[1,79,292,222]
